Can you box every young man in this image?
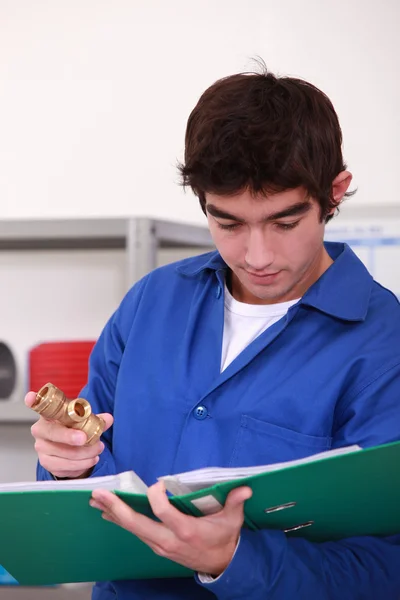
[27,66,400,599]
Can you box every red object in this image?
[29,341,96,398]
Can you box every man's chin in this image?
[236,284,287,304]
[244,280,297,304]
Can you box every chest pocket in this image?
[229,415,332,467]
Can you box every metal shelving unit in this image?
[0,217,213,288]
[0,217,213,422]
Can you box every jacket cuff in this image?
[197,537,241,583]
[195,528,284,598]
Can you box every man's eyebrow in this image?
[267,201,312,221]
[206,204,245,222]
[206,201,312,222]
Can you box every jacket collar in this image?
[176,242,373,322]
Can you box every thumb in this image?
[24,391,37,408]
[98,412,114,432]
[223,486,253,521]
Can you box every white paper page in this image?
[160,445,361,494]
[0,470,148,494]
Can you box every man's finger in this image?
[98,412,114,432]
[31,419,87,445]
[222,486,252,522]
[24,391,37,408]
[91,489,170,543]
[31,413,113,446]
[40,455,100,478]
[147,481,193,539]
[34,438,105,460]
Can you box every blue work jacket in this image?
[38,242,400,599]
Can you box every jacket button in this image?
[193,405,208,420]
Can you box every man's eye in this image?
[276,221,300,231]
[216,222,242,231]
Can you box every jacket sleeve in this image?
[37,276,148,482]
[197,360,400,599]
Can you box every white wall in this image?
[0,0,399,224]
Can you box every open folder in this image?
[0,440,399,585]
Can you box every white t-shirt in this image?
[221,284,300,372]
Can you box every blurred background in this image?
[0,0,399,597]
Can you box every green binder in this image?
[0,440,399,585]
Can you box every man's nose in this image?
[244,229,275,270]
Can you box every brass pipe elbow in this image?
[30,382,105,446]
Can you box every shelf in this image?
[0,217,213,251]
[0,216,214,286]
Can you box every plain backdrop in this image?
[0,0,399,222]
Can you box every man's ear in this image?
[331,170,353,209]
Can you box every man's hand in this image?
[90,481,252,576]
[25,391,114,479]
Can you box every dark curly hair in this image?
[179,63,353,223]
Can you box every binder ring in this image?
[284,521,314,533]
[264,501,296,514]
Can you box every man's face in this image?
[206,187,332,305]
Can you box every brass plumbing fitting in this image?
[30,382,105,445]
